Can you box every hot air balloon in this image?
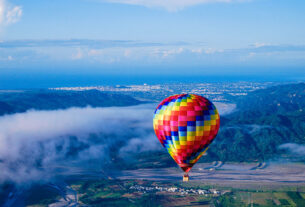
[153,94,220,181]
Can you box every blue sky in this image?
[0,0,305,86]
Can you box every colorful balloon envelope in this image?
[153,94,220,178]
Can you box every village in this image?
[129,184,230,196]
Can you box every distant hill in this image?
[234,82,305,117]
[206,82,305,162]
[0,89,143,116]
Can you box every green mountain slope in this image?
[234,82,305,116]
[206,82,305,162]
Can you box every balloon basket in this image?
[183,174,189,182]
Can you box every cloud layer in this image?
[1,39,305,69]
[0,102,234,184]
[0,104,157,183]
[0,39,177,49]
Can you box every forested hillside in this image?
[0,90,142,116]
[207,82,305,162]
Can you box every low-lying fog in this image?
[0,102,235,184]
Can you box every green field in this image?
[214,190,305,207]
[3,178,305,206]
[70,179,305,207]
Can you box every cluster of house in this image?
[129,185,228,195]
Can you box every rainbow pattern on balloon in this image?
[153,94,220,173]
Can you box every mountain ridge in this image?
[0,89,143,116]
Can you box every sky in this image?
[0,0,305,87]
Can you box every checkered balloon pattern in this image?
[153,94,220,173]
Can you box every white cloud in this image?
[0,0,4,24]
[103,0,249,11]
[0,104,156,183]
[252,42,272,48]
[88,49,103,56]
[6,5,22,24]
[191,48,203,53]
[214,102,236,115]
[153,47,184,58]
[0,0,22,26]
[279,143,305,156]
[191,48,224,54]
[163,47,184,57]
